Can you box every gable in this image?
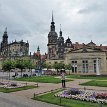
[71,47,103,53]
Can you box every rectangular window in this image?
[72,60,77,73]
[93,60,96,72]
[82,60,88,73]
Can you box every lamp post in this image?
[38,55,42,76]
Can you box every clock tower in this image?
[47,12,58,59]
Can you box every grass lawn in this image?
[0,85,37,93]
[67,74,107,80]
[15,76,72,83]
[81,80,107,87]
[33,90,107,107]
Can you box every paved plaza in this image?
[0,72,107,107]
[11,79,107,99]
[0,92,62,107]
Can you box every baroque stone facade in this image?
[47,14,74,60]
[0,28,29,57]
[47,14,107,74]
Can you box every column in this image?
[96,58,100,75]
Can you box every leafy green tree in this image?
[53,62,64,74]
[59,63,65,70]
[24,59,36,76]
[42,61,47,69]
[15,59,26,77]
[46,63,52,70]
[65,64,72,75]
[53,62,59,74]
[2,59,15,79]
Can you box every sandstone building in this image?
[0,28,29,57]
[47,14,107,74]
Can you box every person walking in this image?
[61,70,66,88]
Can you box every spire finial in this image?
[5,27,7,32]
[52,10,54,22]
[37,46,40,51]
[60,24,61,31]
[59,24,62,36]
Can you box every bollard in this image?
[99,102,102,107]
[84,87,86,90]
[51,89,53,93]
[60,97,61,105]
[98,101,102,107]
[34,93,36,99]
[37,83,38,87]
[26,82,27,86]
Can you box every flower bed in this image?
[55,88,107,104]
[0,82,26,88]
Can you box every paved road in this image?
[0,92,61,107]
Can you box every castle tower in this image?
[2,27,8,45]
[65,37,74,52]
[47,12,58,59]
[1,28,8,56]
[57,24,64,59]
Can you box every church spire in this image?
[2,27,8,44]
[50,11,55,31]
[37,46,40,52]
[3,27,8,37]
[51,11,55,25]
[52,10,54,22]
[5,27,7,33]
[59,24,62,36]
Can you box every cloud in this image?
[0,0,107,54]
[78,3,104,14]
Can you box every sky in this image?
[0,0,107,54]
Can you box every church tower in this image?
[2,27,8,45]
[1,28,8,56]
[57,24,64,59]
[47,12,58,59]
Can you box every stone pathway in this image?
[0,92,62,107]
[66,79,107,92]
[10,79,107,99]
[11,82,61,98]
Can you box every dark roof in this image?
[87,40,96,46]
[58,36,64,41]
[65,37,71,43]
[48,31,58,37]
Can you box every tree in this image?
[15,59,26,77]
[42,61,47,69]
[24,59,36,76]
[2,59,15,79]
[59,63,65,70]
[46,63,52,70]
[65,64,72,75]
[53,62,59,74]
[53,62,65,74]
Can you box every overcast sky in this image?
[0,0,107,54]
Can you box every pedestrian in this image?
[61,70,66,88]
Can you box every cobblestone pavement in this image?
[0,92,62,107]
[11,82,61,98]
[0,74,107,107]
[10,79,107,99]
